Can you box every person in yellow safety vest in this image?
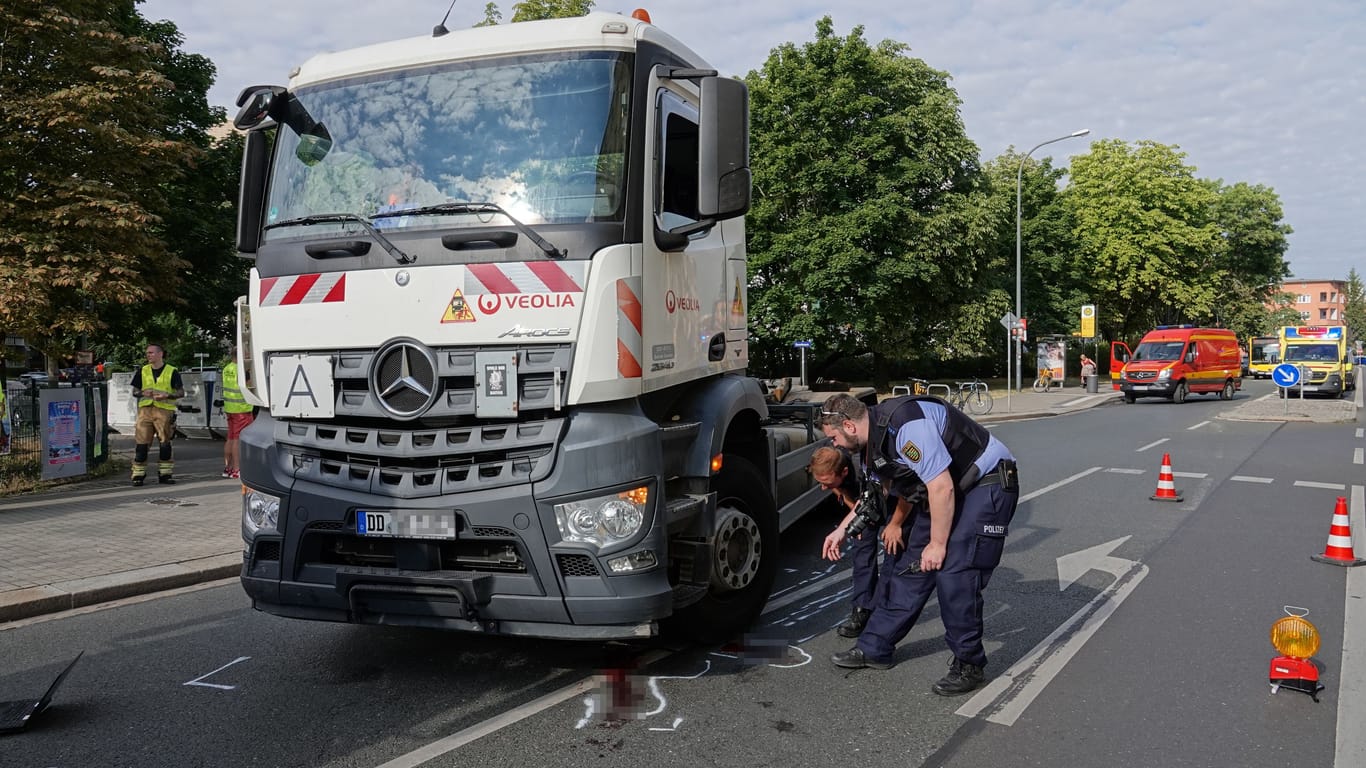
[131,343,184,486]
[220,345,254,479]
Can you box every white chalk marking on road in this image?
[573,696,597,730]
[762,569,849,616]
[956,537,1147,726]
[1103,468,1145,475]
[1020,467,1103,504]
[183,656,250,690]
[1354,448,1363,465]
[644,660,711,717]
[1172,472,1207,479]
[768,645,813,669]
[1135,438,1169,453]
[648,717,685,732]
[1231,475,1275,484]
[1186,420,1210,431]
[1335,485,1366,768]
[1295,481,1348,490]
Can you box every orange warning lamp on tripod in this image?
[1268,607,1323,701]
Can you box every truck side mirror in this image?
[236,130,270,255]
[697,76,750,220]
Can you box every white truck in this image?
[230,12,855,641]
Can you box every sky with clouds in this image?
[139,0,1365,281]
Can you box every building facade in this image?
[1279,278,1347,325]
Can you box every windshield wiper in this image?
[372,202,567,260]
[263,213,415,265]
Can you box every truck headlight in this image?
[554,486,648,549]
[243,488,281,535]
[1158,367,1172,380]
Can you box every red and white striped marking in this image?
[616,278,642,379]
[1149,452,1182,501]
[464,262,585,295]
[259,273,346,307]
[1314,497,1363,564]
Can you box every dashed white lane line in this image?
[1355,428,1363,439]
[1187,421,1210,431]
[1171,472,1208,479]
[1135,438,1169,453]
[1230,475,1275,484]
[1354,448,1363,465]
[1104,468,1145,475]
[1020,467,1103,504]
[1295,480,1348,490]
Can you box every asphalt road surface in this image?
[3,379,1361,767]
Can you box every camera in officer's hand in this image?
[845,485,887,537]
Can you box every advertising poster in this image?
[41,390,87,479]
[0,387,11,457]
[1038,340,1067,382]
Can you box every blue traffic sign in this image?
[793,340,813,349]
[1272,363,1301,388]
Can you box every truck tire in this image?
[666,454,779,644]
[1220,380,1235,400]
[1172,381,1188,404]
[1123,392,1136,404]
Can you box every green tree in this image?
[475,0,591,25]
[1344,268,1366,347]
[0,0,199,370]
[1064,139,1221,341]
[1204,180,1291,338]
[745,18,994,385]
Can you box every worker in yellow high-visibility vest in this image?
[132,343,184,486]
[220,345,254,479]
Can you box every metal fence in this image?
[2,380,110,485]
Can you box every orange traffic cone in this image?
[1311,497,1365,567]
[1150,453,1183,502]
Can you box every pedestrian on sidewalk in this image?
[1080,355,1097,389]
[131,343,184,486]
[820,392,1020,696]
[219,345,253,479]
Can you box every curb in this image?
[0,553,241,623]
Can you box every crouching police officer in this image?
[812,446,888,638]
[819,392,1019,696]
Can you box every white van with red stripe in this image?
[228,12,840,642]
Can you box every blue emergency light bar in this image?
[1286,326,1342,339]
[1154,324,1195,330]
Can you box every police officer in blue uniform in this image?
[812,446,890,637]
[819,392,1019,696]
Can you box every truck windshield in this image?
[1283,343,1339,363]
[262,52,631,243]
[1132,341,1185,361]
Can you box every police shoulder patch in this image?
[901,440,921,462]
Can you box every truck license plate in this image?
[355,509,457,539]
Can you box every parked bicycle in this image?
[1032,368,1054,393]
[947,377,993,415]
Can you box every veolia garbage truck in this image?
[230,11,845,641]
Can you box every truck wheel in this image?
[1172,381,1188,404]
[1220,380,1235,400]
[1123,393,1136,404]
[667,454,779,644]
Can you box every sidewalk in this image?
[0,387,1118,625]
[0,434,243,623]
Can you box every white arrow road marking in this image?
[183,656,250,690]
[956,536,1148,726]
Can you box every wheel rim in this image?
[711,505,762,592]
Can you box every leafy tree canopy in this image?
[0,0,205,370]
[745,17,995,385]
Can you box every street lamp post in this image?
[1016,128,1090,392]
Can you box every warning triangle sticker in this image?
[731,277,744,316]
[441,289,476,323]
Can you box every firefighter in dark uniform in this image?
[131,343,184,486]
[819,392,1019,696]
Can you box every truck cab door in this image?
[1109,341,1131,390]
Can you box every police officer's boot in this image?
[932,657,985,696]
[836,607,871,638]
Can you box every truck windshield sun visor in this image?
[263,213,415,264]
[372,202,566,259]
